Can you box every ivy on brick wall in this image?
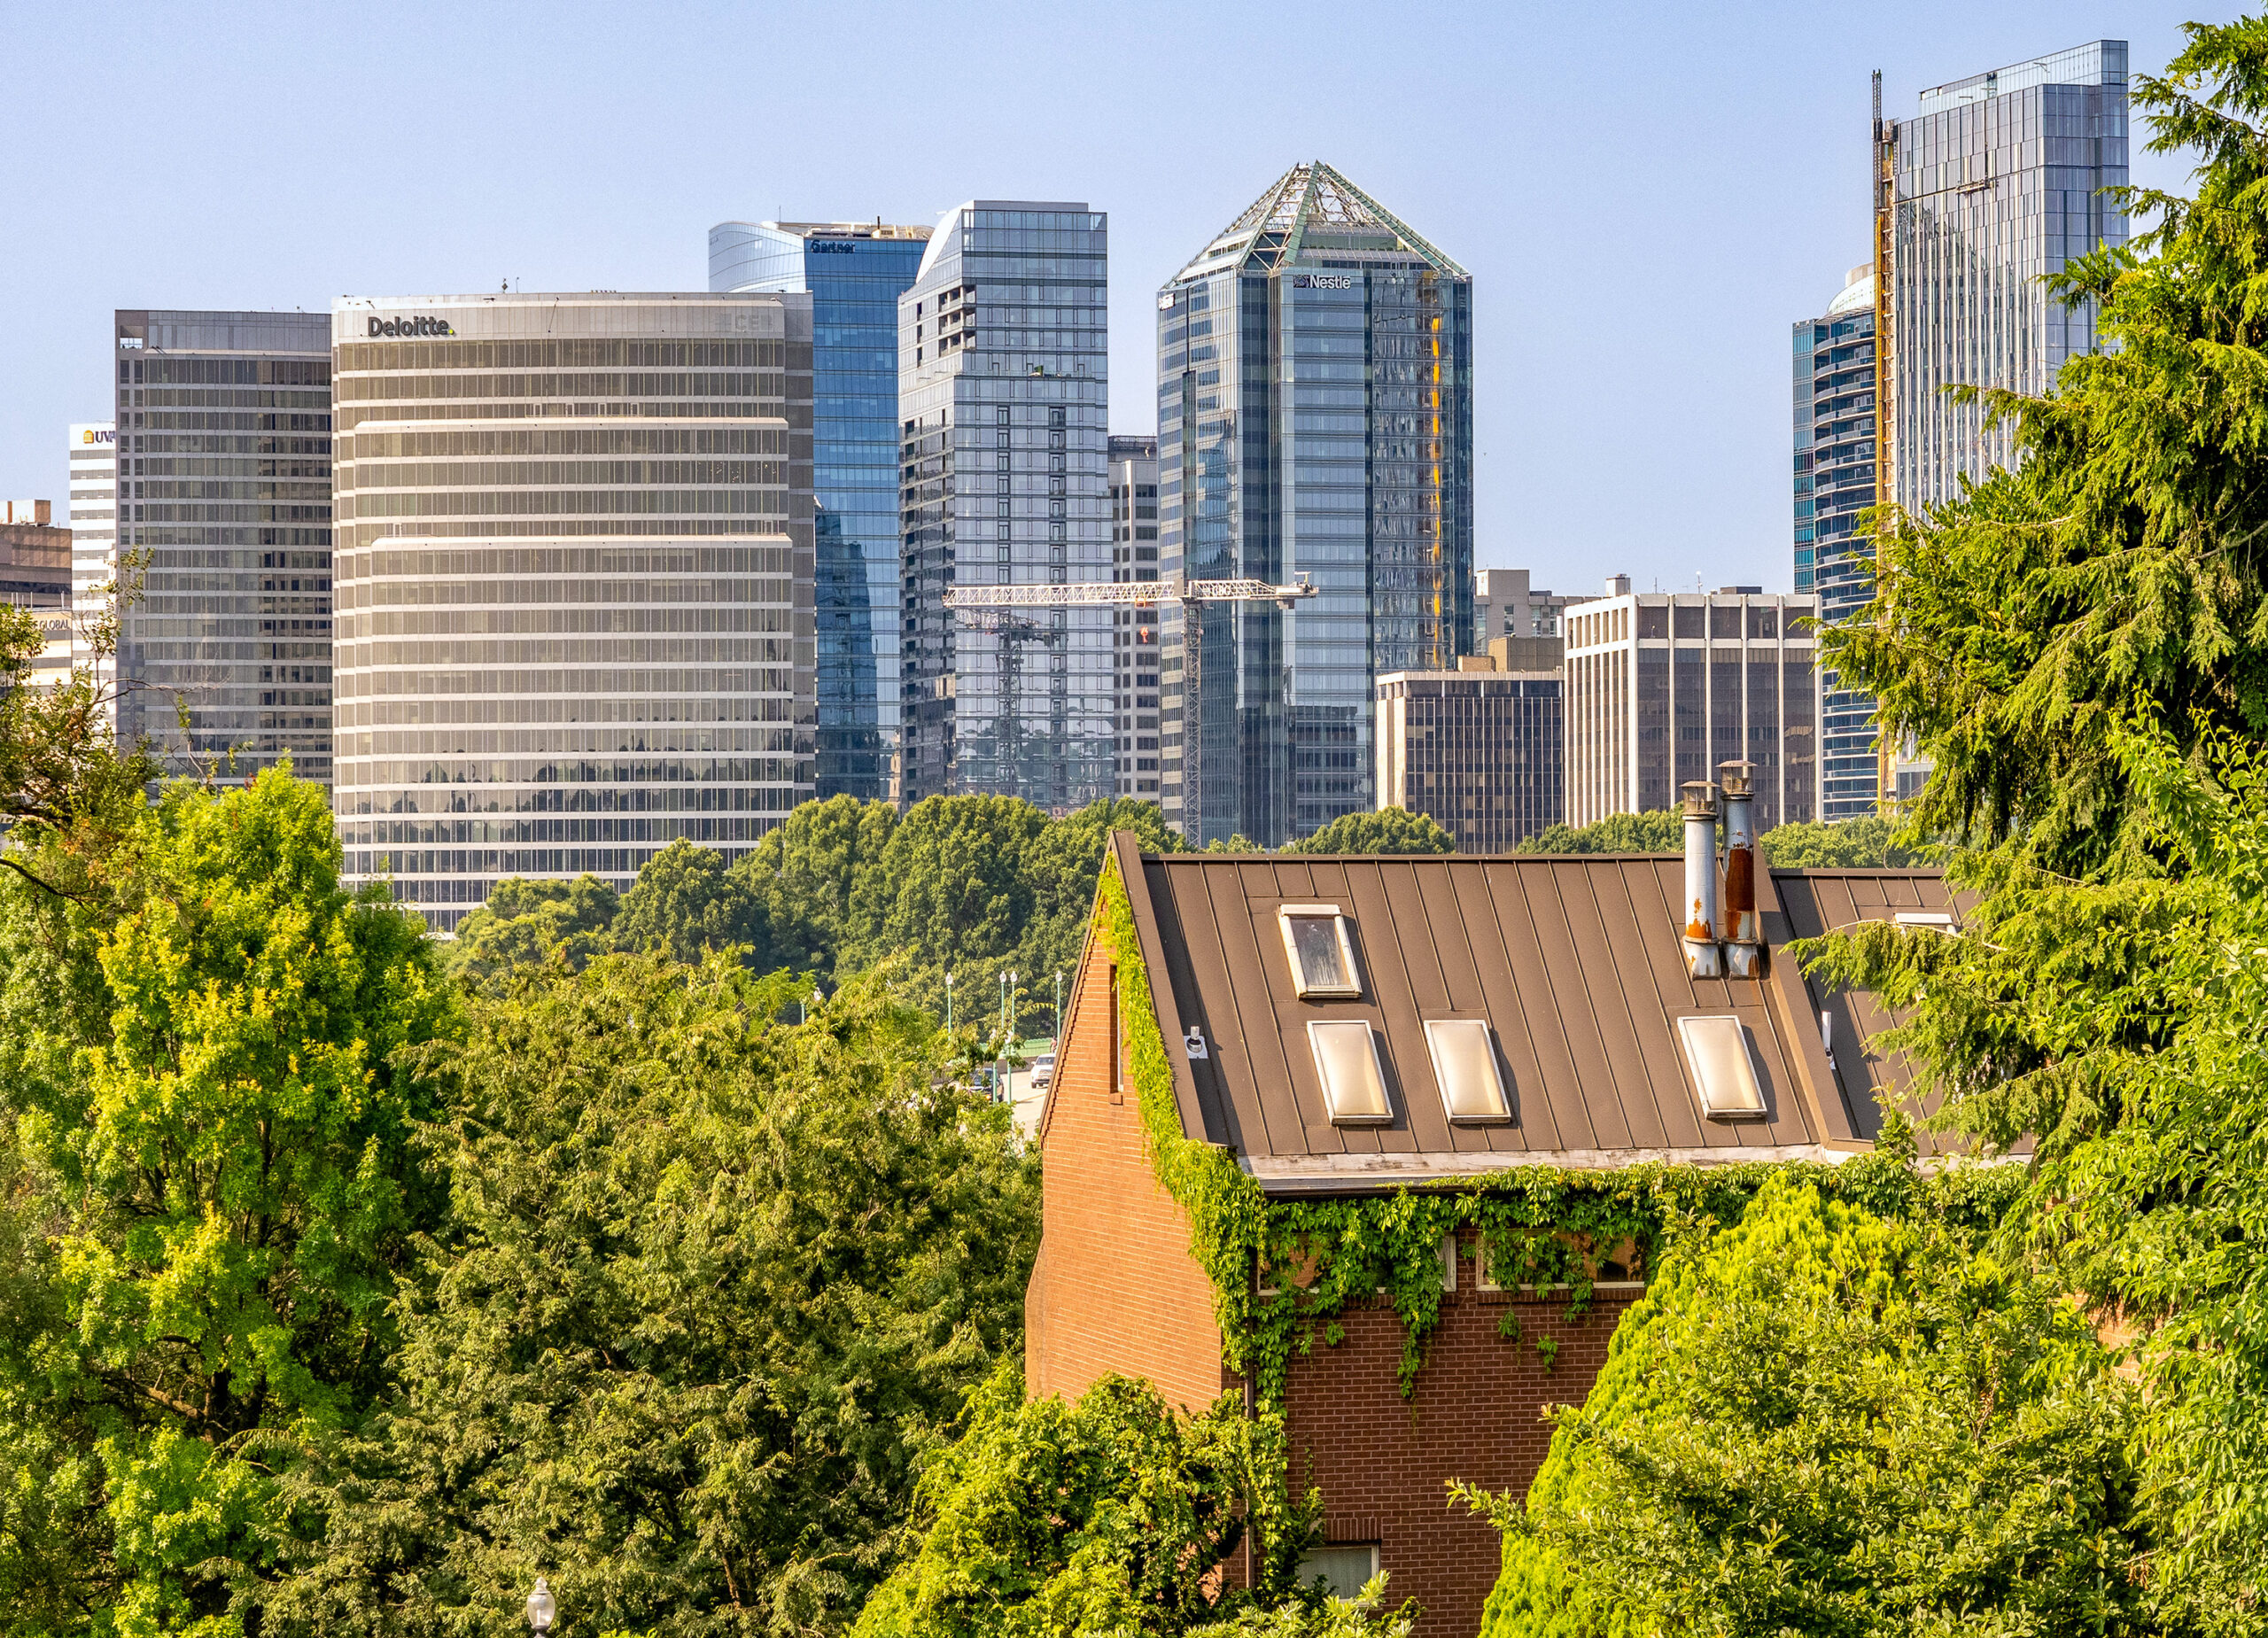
[1094,857,2022,1402]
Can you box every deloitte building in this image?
[329,291,816,930]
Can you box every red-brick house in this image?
[1026,822,1951,1638]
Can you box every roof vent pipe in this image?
[1681,780,1723,979]
[1719,760,1760,978]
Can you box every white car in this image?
[1029,1054,1055,1091]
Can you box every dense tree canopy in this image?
[1285,809,1455,855]
[1516,809,1916,866]
[1796,20,2268,1613]
[0,770,453,1635]
[269,956,1037,1637]
[856,1368,1408,1638]
[1469,1177,2159,1638]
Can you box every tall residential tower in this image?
[111,310,333,784]
[329,291,815,930]
[1156,162,1472,847]
[710,219,930,801]
[1885,41,2129,511]
[897,201,1113,810]
[1793,265,1883,820]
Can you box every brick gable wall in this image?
[1026,928,1224,1413]
[1272,1247,1635,1638]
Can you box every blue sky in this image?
[0,1,2220,596]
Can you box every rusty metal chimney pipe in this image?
[1719,760,1759,977]
[1681,780,1722,979]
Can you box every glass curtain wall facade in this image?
[112,311,332,785]
[330,291,816,931]
[1107,434,1161,796]
[898,202,1112,810]
[1890,41,2128,510]
[1375,666,1564,851]
[1563,589,1818,831]
[1157,161,1472,848]
[711,219,930,800]
[1794,266,1884,820]
[67,421,117,713]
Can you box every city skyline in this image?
[0,3,2207,602]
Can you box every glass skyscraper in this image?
[1793,266,1883,820]
[1156,162,1472,848]
[329,291,815,931]
[711,220,930,801]
[1889,41,2128,511]
[111,310,333,785]
[1107,434,1161,797]
[897,201,1113,811]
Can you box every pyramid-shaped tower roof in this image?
[1168,160,1467,285]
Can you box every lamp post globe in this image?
[527,1577,555,1632]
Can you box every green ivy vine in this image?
[1094,857,2020,1403]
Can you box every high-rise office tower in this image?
[1375,646,1565,851]
[330,291,816,931]
[897,201,1113,810]
[1562,582,1818,831]
[1793,265,1883,821]
[710,219,931,801]
[66,421,117,705]
[1883,41,2129,512]
[1156,161,1472,847]
[112,311,333,784]
[1107,435,1161,798]
[1472,567,1568,670]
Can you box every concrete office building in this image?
[1108,435,1161,797]
[66,423,117,702]
[1,501,73,690]
[1884,41,2128,511]
[1158,161,1472,847]
[1472,567,1567,670]
[1794,265,1885,820]
[329,291,815,931]
[1375,644,1564,852]
[1562,579,1818,831]
[898,201,1113,809]
[711,219,931,801]
[111,311,333,784]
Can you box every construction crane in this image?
[941,573,1317,822]
[941,572,1318,612]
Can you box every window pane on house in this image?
[1308,1020,1391,1123]
[1278,906,1360,997]
[1424,1018,1511,1122]
[1675,1015,1767,1120]
[1296,1545,1380,1601]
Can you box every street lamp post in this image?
[527,1578,555,1634]
[1054,969,1064,1040]
[944,970,953,1029]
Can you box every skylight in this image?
[1424,1019,1511,1123]
[1675,1015,1767,1122]
[1278,904,1362,998]
[1308,1020,1392,1124]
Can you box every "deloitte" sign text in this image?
[368,315,457,338]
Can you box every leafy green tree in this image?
[1756,815,1922,868]
[856,1366,1408,1638]
[612,838,764,966]
[1464,1176,2160,1638]
[1285,810,1454,855]
[441,874,620,988]
[1791,27,2268,1610]
[729,795,900,979]
[1516,809,1684,855]
[841,795,1050,1013]
[269,955,1037,1638]
[1014,798,1179,1000]
[0,768,452,1634]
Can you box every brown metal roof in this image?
[1108,834,1954,1194]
